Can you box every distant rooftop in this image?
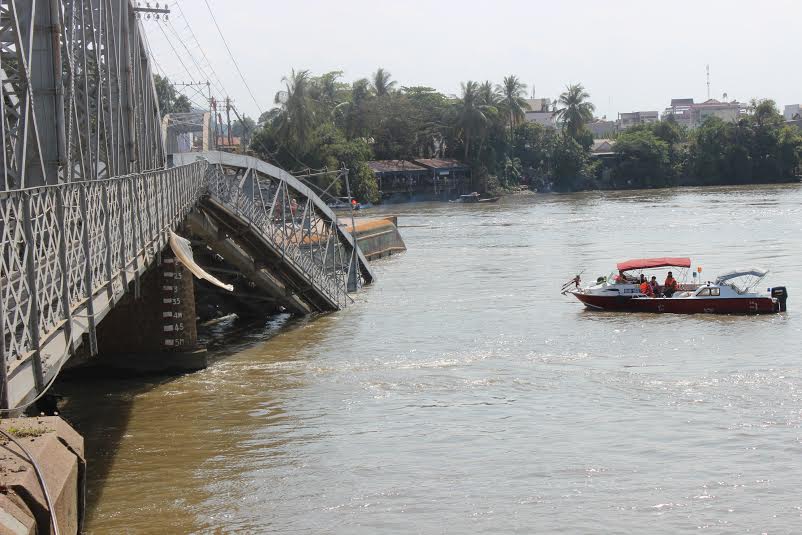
[367,160,426,173]
[696,98,741,106]
[591,139,615,154]
[413,158,469,170]
[671,98,694,107]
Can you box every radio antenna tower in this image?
[706,64,710,100]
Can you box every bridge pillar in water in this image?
[93,253,206,373]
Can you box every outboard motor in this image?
[771,286,788,312]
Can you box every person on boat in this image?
[639,276,654,297]
[664,271,679,298]
[650,276,660,296]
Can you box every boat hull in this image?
[572,293,780,314]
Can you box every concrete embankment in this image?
[0,417,84,534]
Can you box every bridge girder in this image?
[0,0,164,190]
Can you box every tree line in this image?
[157,70,802,202]
[611,100,802,188]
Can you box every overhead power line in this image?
[173,0,230,98]
[165,20,219,91]
[156,23,209,110]
[201,0,264,115]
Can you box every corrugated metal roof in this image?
[367,160,427,173]
[413,158,469,170]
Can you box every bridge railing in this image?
[178,151,376,311]
[1,161,208,406]
[206,164,351,308]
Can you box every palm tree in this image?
[555,83,595,140]
[478,80,499,106]
[273,69,317,152]
[371,68,396,97]
[334,78,373,139]
[497,75,530,143]
[310,70,345,113]
[456,81,492,161]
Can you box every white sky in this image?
[145,0,802,121]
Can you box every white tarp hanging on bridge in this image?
[169,231,234,292]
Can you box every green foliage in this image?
[154,75,191,116]
[502,156,523,186]
[272,69,318,154]
[231,116,256,146]
[351,162,380,204]
[250,68,802,200]
[455,80,496,162]
[685,100,802,185]
[551,135,597,191]
[613,128,672,187]
[371,68,396,97]
[555,84,595,142]
[497,75,530,133]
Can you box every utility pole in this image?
[211,97,219,149]
[226,97,232,147]
[706,64,710,100]
[229,103,252,149]
[207,81,212,150]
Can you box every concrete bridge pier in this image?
[90,253,207,374]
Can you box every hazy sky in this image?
[145,0,802,120]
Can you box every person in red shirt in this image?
[664,271,678,297]
[639,275,654,297]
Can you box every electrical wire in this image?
[165,20,213,83]
[201,0,264,115]
[165,20,225,104]
[155,24,208,110]
[155,23,193,81]
[172,0,229,98]
[0,427,61,535]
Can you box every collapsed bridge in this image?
[0,0,374,411]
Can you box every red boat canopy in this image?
[617,257,691,272]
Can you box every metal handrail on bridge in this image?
[1,157,370,410]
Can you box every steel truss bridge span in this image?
[1,154,374,410]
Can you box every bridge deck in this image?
[1,154,372,410]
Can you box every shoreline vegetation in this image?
[158,71,802,202]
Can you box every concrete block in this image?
[0,495,35,535]
[0,417,84,535]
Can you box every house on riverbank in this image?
[368,158,471,202]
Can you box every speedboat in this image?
[450,192,501,203]
[564,257,788,314]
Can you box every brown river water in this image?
[59,184,802,534]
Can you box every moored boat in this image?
[450,192,501,203]
[564,257,788,314]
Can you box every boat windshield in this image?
[715,269,768,293]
